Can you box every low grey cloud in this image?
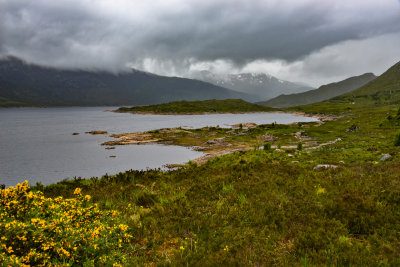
[239,32,400,86]
[1,0,400,85]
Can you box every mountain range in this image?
[332,61,400,104]
[0,57,256,107]
[2,56,396,109]
[259,73,377,108]
[191,70,313,101]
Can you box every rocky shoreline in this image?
[99,110,340,166]
[276,111,341,122]
[102,132,160,146]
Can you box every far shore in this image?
[111,109,338,122]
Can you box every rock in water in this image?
[86,130,108,135]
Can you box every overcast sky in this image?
[1,0,400,86]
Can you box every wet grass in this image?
[27,101,400,265]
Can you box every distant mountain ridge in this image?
[259,73,376,108]
[332,61,400,104]
[0,56,256,107]
[192,70,314,101]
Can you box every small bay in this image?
[0,107,318,187]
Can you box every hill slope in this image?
[0,57,255,107]
[259,73,376,108]
[117,99,275,114]
[332,61,400,104]
[192,71,313,101]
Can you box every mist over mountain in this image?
[191,71,314,101]
[0,57,256,107]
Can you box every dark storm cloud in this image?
[0,0,400,81]
[0,0,123,68]
[118,0,400,63]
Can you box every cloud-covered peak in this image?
[1,0,400,86]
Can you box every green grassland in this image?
[117,99,275,114]
[35,103,400,265]
[5,61,400,265]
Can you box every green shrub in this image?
[188,160,198,167]
[264,142,272,151]
[297,142,303,151]
[394,133,400,146]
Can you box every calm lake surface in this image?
[0,107,318,187]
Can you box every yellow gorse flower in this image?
[0,181,132,266]
[73,188,82,195]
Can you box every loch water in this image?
[0,107,318,187]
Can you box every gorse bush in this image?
[0,181,132,266]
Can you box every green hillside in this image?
[259,73,376,108]
[333,61,400,104]
[117,99,275,114]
